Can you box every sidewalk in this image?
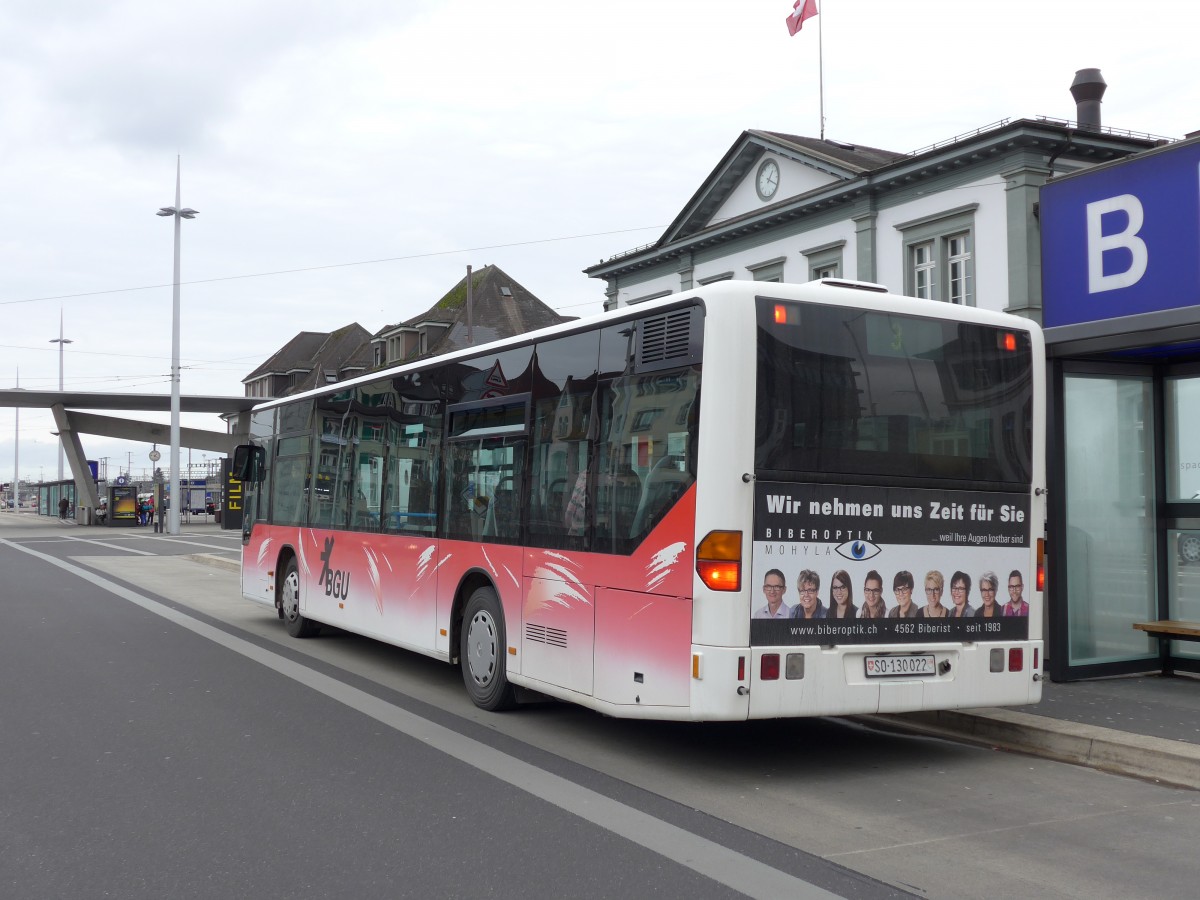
[872,674,1200,789]
[0,508,229,535]
[5,509,1196,788]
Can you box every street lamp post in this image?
[156,156,198,537]
[12,368,22,513]
[48,308,73,481]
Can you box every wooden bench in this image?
[1133,621,1200,674]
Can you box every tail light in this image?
[1008,648,1024,672]
[1036,537,1045,592]
[696,530,741,591]
[760,654,780,680]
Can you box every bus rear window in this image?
[755,298,1033,485]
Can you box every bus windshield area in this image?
[755,298,1033,485]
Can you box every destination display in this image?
[750,482,1031,646]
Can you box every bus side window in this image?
[602,367,699,547]
[528,331,599,552]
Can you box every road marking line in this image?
[57,535,157,556]
[0,536,841,900]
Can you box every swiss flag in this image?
[785,0,818,36]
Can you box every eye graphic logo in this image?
[836,540,881,561]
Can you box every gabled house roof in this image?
[242,323,372,396]
[586,118,1164,281]
[373,264,572,361]
[286,323,373,395]
[242,331,329,383]
[658,130,906,245]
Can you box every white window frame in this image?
[896,205,977,306]
[801,240,846,282]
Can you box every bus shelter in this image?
[1041,135,1200,680]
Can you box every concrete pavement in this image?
[6,507,1199,790]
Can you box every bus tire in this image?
[460,586,516,711]
[280,557,320,638]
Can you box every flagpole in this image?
[819,2,825,140]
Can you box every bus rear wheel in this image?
[280,557,320,638]
[460,586,516,711]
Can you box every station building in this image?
[1041,134,1200,679]
[587,70,1196,681]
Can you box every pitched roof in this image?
[286,323,373,395]
[587,119,1162,279]
[656,129,906,246]
[375,264,572,361]
[750,130,907,172]
[242,331,330,383]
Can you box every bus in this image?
[234,279,1045,720]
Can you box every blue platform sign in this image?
[1041,138,1200,329]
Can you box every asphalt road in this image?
[2,516,1198,899]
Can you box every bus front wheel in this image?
[280,557,320,638]
[460,586,516,711]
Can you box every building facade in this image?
[587,97,1164,326]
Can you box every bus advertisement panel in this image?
[751,481,1031,645]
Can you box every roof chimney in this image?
[1070,68,1106,131]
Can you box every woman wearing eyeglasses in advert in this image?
[754,569,791,619]
[887,570,919,618]
[859,570,888,618]
[828,569,857,618]
[918,570,949,618]
[947,570,976,618]
[974,571,1002,618]
[790,569,827,618]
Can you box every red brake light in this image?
[1008,648,1024,672]
[760,654,780,680]
[774,304,788,324]
[1004,332,1017,351]
[1036,538,1045,592]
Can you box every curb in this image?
[184,553,240,574]
[861,708,1200,790]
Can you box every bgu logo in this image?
[317,536,351,600]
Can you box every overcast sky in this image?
[2,0,1195,484]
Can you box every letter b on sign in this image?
[1086,194,1148,294]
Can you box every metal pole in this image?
[169,157,183,536]
[49,308,72,481]
[155,156,197,537]
[13,369,20,514]
[818,3,825,141]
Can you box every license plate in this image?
[864,654,936,678]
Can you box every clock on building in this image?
[755,158,780,201]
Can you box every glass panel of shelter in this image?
[1062,373,1157,666]
[1164,374,1200,660]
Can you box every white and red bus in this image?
[235,279,1044,719]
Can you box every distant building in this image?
[242,265,571,399]
[587,100,1165,323]
[371,264,572,368]
[242,323,372,398]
